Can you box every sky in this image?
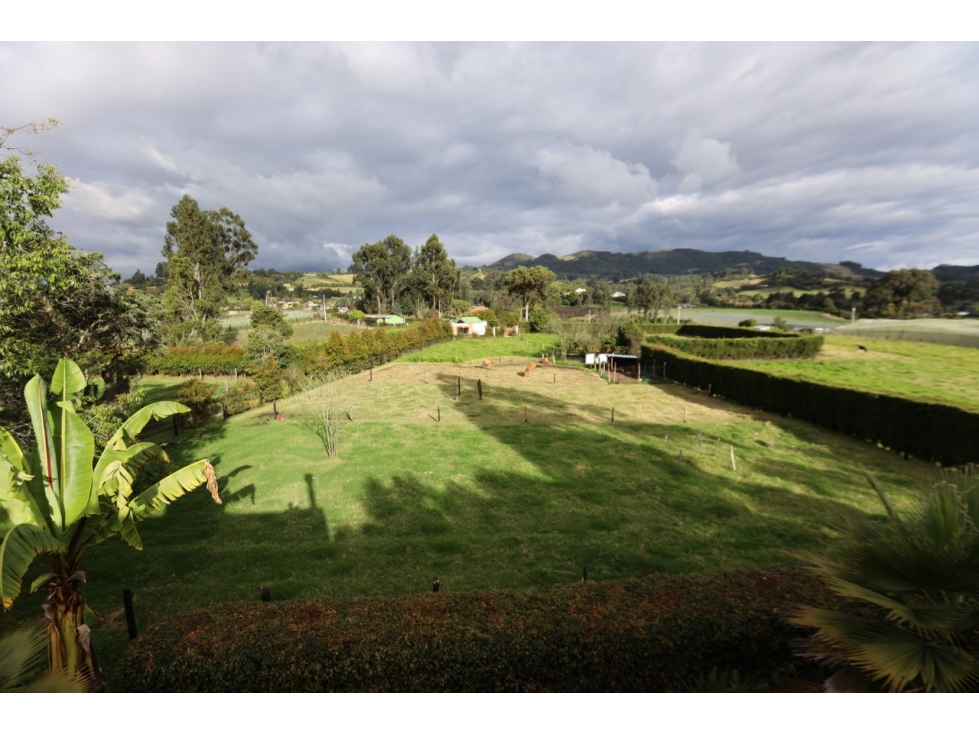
[2,41,978,277]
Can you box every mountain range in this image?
[481,248,973,282]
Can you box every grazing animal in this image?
[524,363,536,377]
[482,359,494,370]
[857,345,868,353]
[539,357,552,368]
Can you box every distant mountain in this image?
[483,248,886,281]
[933,264,979,282]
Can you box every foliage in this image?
[527,306,552,333]
[251,356,284,405]
[791,466,979,692]
[771,316,790,332]
[642,344,979,466]
[80,379,148,452]
[173,379,217,426]
[0,623,84,693]
[0,357,221,688]
[504,266,557,321]
[351,235,413,314]
[245,327,290,365]
[739,319,757,328]
[1,121,159,436]
[413,234,457,314]
[117,568,836,692]
[146,345,248,375]
[249,303,294,339]
[162,195,256,343]
[629,275,674,321]
[863,269,942,319]
[676,667,765,693]
[302,374,348,459]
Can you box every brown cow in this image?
[523,363,536,377]
[539,357,552,368]
[482,359,494,370]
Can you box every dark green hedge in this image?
[117,567,836,692]
[647,334,823,360]
[676,324,798,339]
[641,345,979,466]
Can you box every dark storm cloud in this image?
[2,42,977,276]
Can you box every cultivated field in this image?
[32,339,940,686]
[835,318,979,349]
[738,334,979,411]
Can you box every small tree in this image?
[0,358,221,689]
[302,373,349,459]
[251,355,284,412]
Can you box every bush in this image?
[641,344,979,466]
[221,380,259,416]
[146,346,247,375]
[173,379,217,426]
[738,319,757,328]
[527,307,551,333]
[117,567,837,692]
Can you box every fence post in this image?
[172,415,179,437]
[433,576,440,593]
[123,589,138,640]
[261,586,271,602]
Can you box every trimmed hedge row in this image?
[146,320,454,377]
[647,334,823,360]
[146,345,247,375]
[117,567,837,692]
[676,324,799,339]
[642,345,979,466]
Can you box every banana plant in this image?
[0,357,221,690]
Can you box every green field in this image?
[681,307,844,329]
[737,335,979,411]
[397,333,559,363]
[835,318,979,349]
[3,335,941,688]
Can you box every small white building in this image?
[451,316,488,336]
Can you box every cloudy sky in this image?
[2,42,977,277]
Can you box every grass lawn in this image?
[397,333,559,363]
[1,333,940,689]
[736,334,979,412]
[286,320,363,344]
[835,318,979,349]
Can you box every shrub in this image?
[173,379,217,426]
[146,346,247,375]
[738,319,757,328]
[117,567,837,692]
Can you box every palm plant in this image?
[791,466,979,692]
[0,357,221,690]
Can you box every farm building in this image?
[364,314,407,326]
[450,316,488,336]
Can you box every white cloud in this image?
[535,142,657,207]
[673,128,740,191]
[62,179,157,223]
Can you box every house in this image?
[612,291,626,298]
[450,316,487,336]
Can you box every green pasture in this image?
[737,335,979,412]
[397,333,559,363]
[3,332,941,688]
[835,318,979,349]
[681,307,844,328]
[286,320,363,344]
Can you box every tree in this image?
[414,234,457,315]
[350,235,413,315]
[863,269,942,319]
[791,468,979,692]
[162,195,258,343]
[0,358,221,689]
[504,266,556,321]
[1,121,159,437]
[250,302,294,339]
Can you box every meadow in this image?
[737,334,979,411]
[4,334,940,688]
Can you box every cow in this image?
[857,345,868,353]
[482,359,494,370]
[539,357,552,368]
[524,363,536,377]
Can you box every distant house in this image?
[337,306,350,314]
[450,316,487,336]
[612,291,626,298]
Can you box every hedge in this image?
[641,345,979,466]
[117,567,838,692]
[146,345,248,375]
[146,321,454,378]
[675,324,799,339]
[646,334,823,360]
